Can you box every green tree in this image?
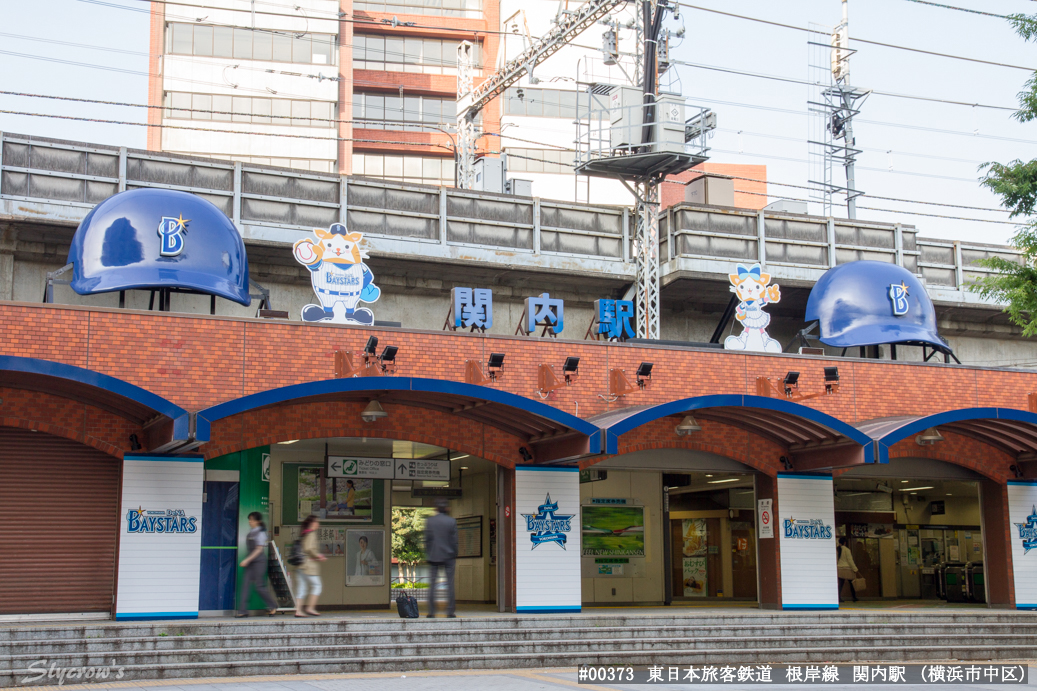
[391,507,433,583]
[970,13,1037,335]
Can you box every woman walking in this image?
[837,536,861,603]
[295,514,326,617]
[236,511,278,617]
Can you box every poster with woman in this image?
[346,529,385,586]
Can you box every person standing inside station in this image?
[236,511,278,617]
[837,536,861,603]
[424,498,458,618]
[295,514,326,617]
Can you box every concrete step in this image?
[7,623,1037,655]
[3,643,1036,687]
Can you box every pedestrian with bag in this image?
[236,511,278,617]
[837,536,862,603]
[295,514,326,617]
[424,498,458,618]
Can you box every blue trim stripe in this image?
[116,612,199,620]
[602,394,873,455]
[777,472,833,480]
[124,455,204,462]
[196,377,600,453]
[1017,604,1037,610]
[782,604,839,610]
[0,355,192,440]
[516,465,579,472]
[516,606,581,613]
[1008,481,1037,486]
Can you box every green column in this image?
[236,446,272,610]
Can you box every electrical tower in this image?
[807,0,868,219]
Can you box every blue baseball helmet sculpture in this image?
[67,188,251,305]
[805,260,950,352]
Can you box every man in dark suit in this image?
[424,498,458,618]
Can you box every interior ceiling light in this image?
[901,486,934,492]
[707,478,740,484]
[277,439,299,445]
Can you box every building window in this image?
[354,35,480,75]
[353,153,455,186]
[163,92,336,128]
[353,92,476,130]
[505,148,575,175]
[504,88,580,119]
[354,0,482,19]
[165,23,336,65]
[164,152,336,174]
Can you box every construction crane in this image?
[454,0,627,190]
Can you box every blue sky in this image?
[1,0,1035,244]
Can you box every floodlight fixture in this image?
[563,356,580,384]
[783,371,800,398]
[636,362,654,390]
[129,434,142,451]
[674,415,701,436]
[824,366,840,394]
[519,446,533,462]
[487,352,506,382]
[380,345,398,363]
[361,399,388,422]
[915,428,944,446]
[364,336,379,355]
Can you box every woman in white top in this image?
[837,536,861,603]
[354,535,378,577]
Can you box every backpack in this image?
[287,540,305,567]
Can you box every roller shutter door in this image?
[0,428,120,614]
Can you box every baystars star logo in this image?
[158,213,190,257]
[1016,505,1037,554]
[521,493,573,550]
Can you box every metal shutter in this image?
[0,428,120,615]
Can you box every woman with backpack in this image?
[295,514,326,617]
[236,511,278,617]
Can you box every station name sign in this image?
[325,455,450,481]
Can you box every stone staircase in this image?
[3,611,1037,687]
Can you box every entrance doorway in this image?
[835,459,986,604]
[667,471,757,602]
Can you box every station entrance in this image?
[835,457,986,605]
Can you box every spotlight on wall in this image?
[379,345,398,375]
[563,356,581,384]
[780,455,793,470]
[783,371,800,398]
[364,336,379,355]
[675,415,701,436]
[1011,464,1025,479]
[487,353,506,382]
[361,399,388,423]
[129,434,142,451]
[636,362,654,390]
[915,427,944,446]
[824,367,840,394]
[519,446,533,462]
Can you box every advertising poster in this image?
[683,556,707,597]
[296,466,373,522]
[682,518,708,597]
[346,529,385,586]
[776,473,838,609]
[515,466,581,612]
[582,505,645,557]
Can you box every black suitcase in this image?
[396,594,419,618]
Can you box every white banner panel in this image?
[116,456,204,620]
[515,466,581,613]
[777,473,838,610]
[1007,481,1037,609]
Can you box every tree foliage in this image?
[969,13,1037,335]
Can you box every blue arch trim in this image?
[872,407,1037,464]
[196,377,601,452]
[0,355,191,440]
[601,394,874,456]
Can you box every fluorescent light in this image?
[902,486,934,492]
[452,454,470,461]
[901,480,909,483]
[705,474,713,477]
[707,478,740,484]
[277,440,299,445]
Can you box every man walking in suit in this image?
[424,498,458,618]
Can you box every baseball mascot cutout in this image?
[723,263,782,353]
[294,223,381,324]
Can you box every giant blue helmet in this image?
[67,188,251,305]
[804,260,950,352]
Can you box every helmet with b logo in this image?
[804,260,949,351]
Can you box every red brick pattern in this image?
[0,387,135,458]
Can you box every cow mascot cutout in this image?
[723,263,782,353]
[294,223,381,324]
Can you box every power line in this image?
[896,0,1009,19]
[676,3,1036,72]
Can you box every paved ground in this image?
[10,668,1029,691]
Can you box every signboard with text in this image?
[326,456,449,481]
